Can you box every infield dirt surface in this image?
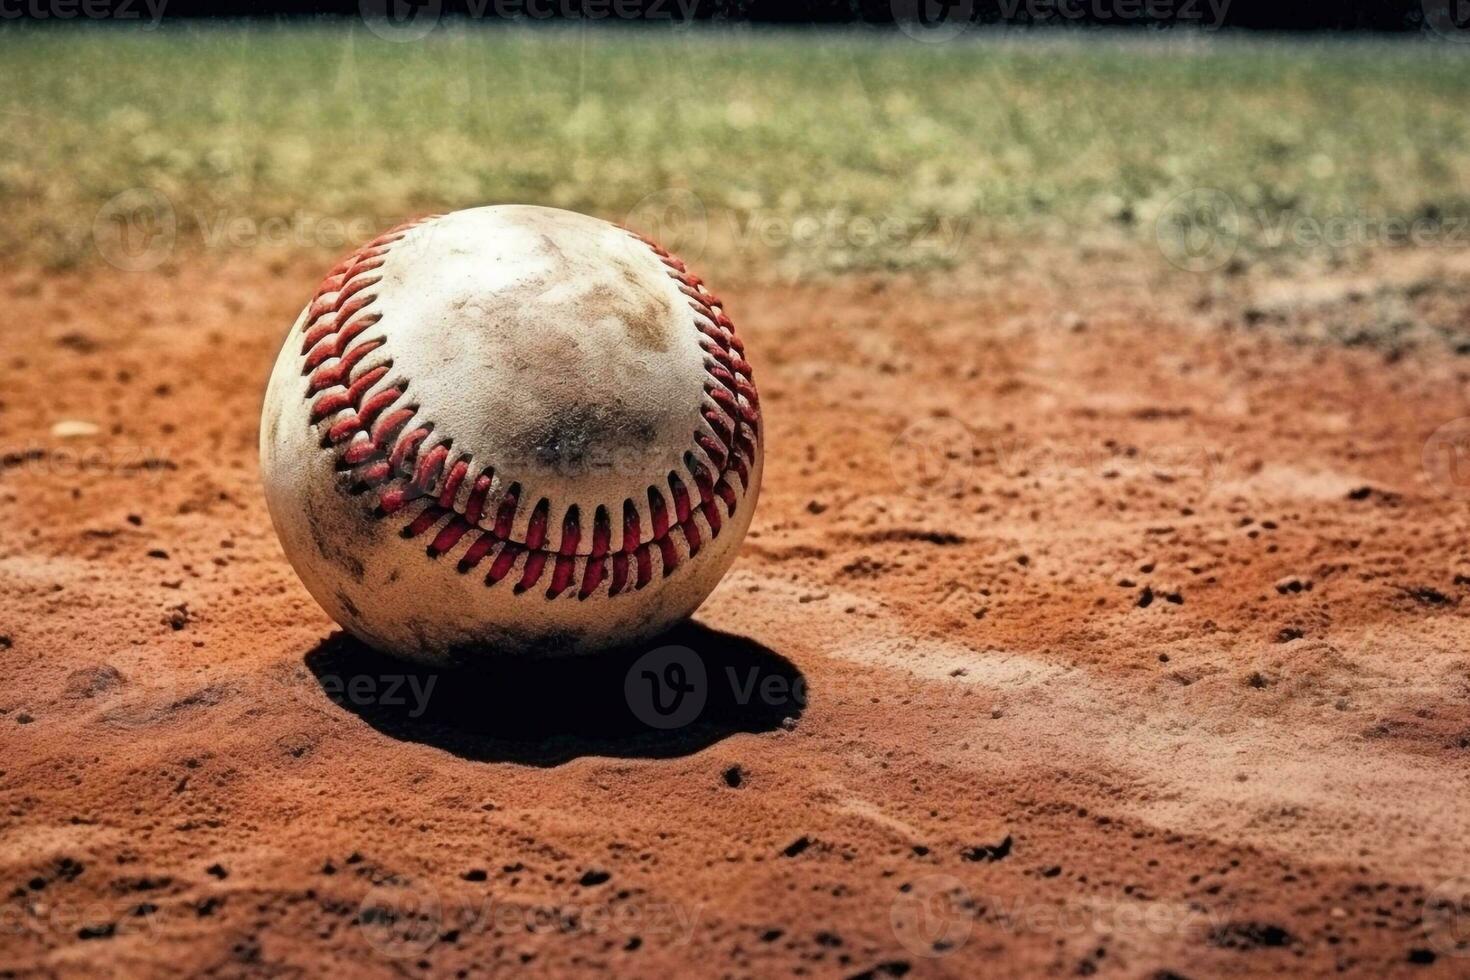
[4,241,1470,978]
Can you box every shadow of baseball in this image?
[301,622,805,766]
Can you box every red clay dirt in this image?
[3,244,1470,978]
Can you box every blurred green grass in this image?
[1,23,1468,273]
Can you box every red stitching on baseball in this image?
[295,216,760,600]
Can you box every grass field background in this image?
[1,23,1467,272]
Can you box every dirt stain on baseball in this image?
[521,402,659,475]
[607,261,675,353]
[305,481,368,584]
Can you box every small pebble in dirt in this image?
[782,837,813,858]
[960,835,1012,862]
[1400,586,1450,606]
[55,332,98,353]
[579,869,611,887]
[205,863,228,880]
[51,420,100,439]
[1137,587,1155,608]
[147,549,169,560]
[461,868,487,882]
[1209,922,1294,949]
[1275,576,1311,595]
[723,766,744,788]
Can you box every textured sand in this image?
[3,245,1470,978]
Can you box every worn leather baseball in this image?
[259,205,763,663]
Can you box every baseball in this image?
[259,205,763,663]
